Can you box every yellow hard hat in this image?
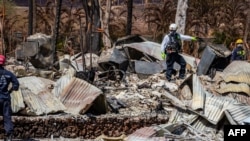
[236,39,243,44]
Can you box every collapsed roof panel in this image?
[134,60,165,74]
[197,47,216,76]
[114,34,148,46]
[204,94,236,124]
[216,83,250,96]
[197,44,231,76]
[180,53,198,69]
[59,77,104,115]
[208,43,231,57]
[15,76,65,115]
[167,109,218,140]
[12,87,65,115]
[98,48,128,71]
[226,105,250,124]
[222,61,250,85]
[192,74,250,125]
[18,76,55,94]
[226,93,250,105]
[191,74,206,110]
[70,53,100,71]
[38,91,66,114]
[53,73,74,98]
[19,88,65,116]
[20,88,47,115]
[123,41,162,61]
[125,126,166,141]
[223,61,250,73]
[11,90,25,113]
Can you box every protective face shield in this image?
[237,44,243,48]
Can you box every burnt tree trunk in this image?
[100,0,112,48]
[126,0,133,35]
[175,0,188,34]
[53,0,62,69]
[82,0,101,55]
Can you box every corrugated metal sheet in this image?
[97,48,128,71]
[191,118,216,133]
[208,43,231,57]
[134,60,165,74]
[197,47,216,76]
[14,76,66,115]
[70,53,100,71]
[168,109,199,124]
[226,93,250,105]
[191,74,206,110]
[180,53,197,68]
[59,77,103,115]
[166,109,219,139]
[123,41,162,60]
[203,94,236,124]
[38,91,66,113]
[226,105,250,124]
[21,88,49,115]
[221,61,250,85]
[126,127,166,141]
[53,74,74,97]
[191,74,243,125]
[18,76,55,94]
[223,61,250,74]
[11,90,25,113]
[20,87,66,116]
[216,83,250,96]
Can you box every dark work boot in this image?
[5,133,13,141]
[178,74,185,80]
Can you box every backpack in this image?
[165,32,182,53]
[0,70,8,92]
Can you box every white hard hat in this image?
[169,23,177,31]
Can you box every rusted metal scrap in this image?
[59,77,107,115]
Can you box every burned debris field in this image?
[0,33,249,141]
[1,0,250,140]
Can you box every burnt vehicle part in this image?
[97,48,129,81]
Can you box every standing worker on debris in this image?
[161,23,199,81]
[0,55,19,141]
[231,39,246,61]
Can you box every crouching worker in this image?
[231,39,246,61]
[161,23,198,81]
[0,55,19,141]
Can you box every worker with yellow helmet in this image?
[231,39,246,61]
